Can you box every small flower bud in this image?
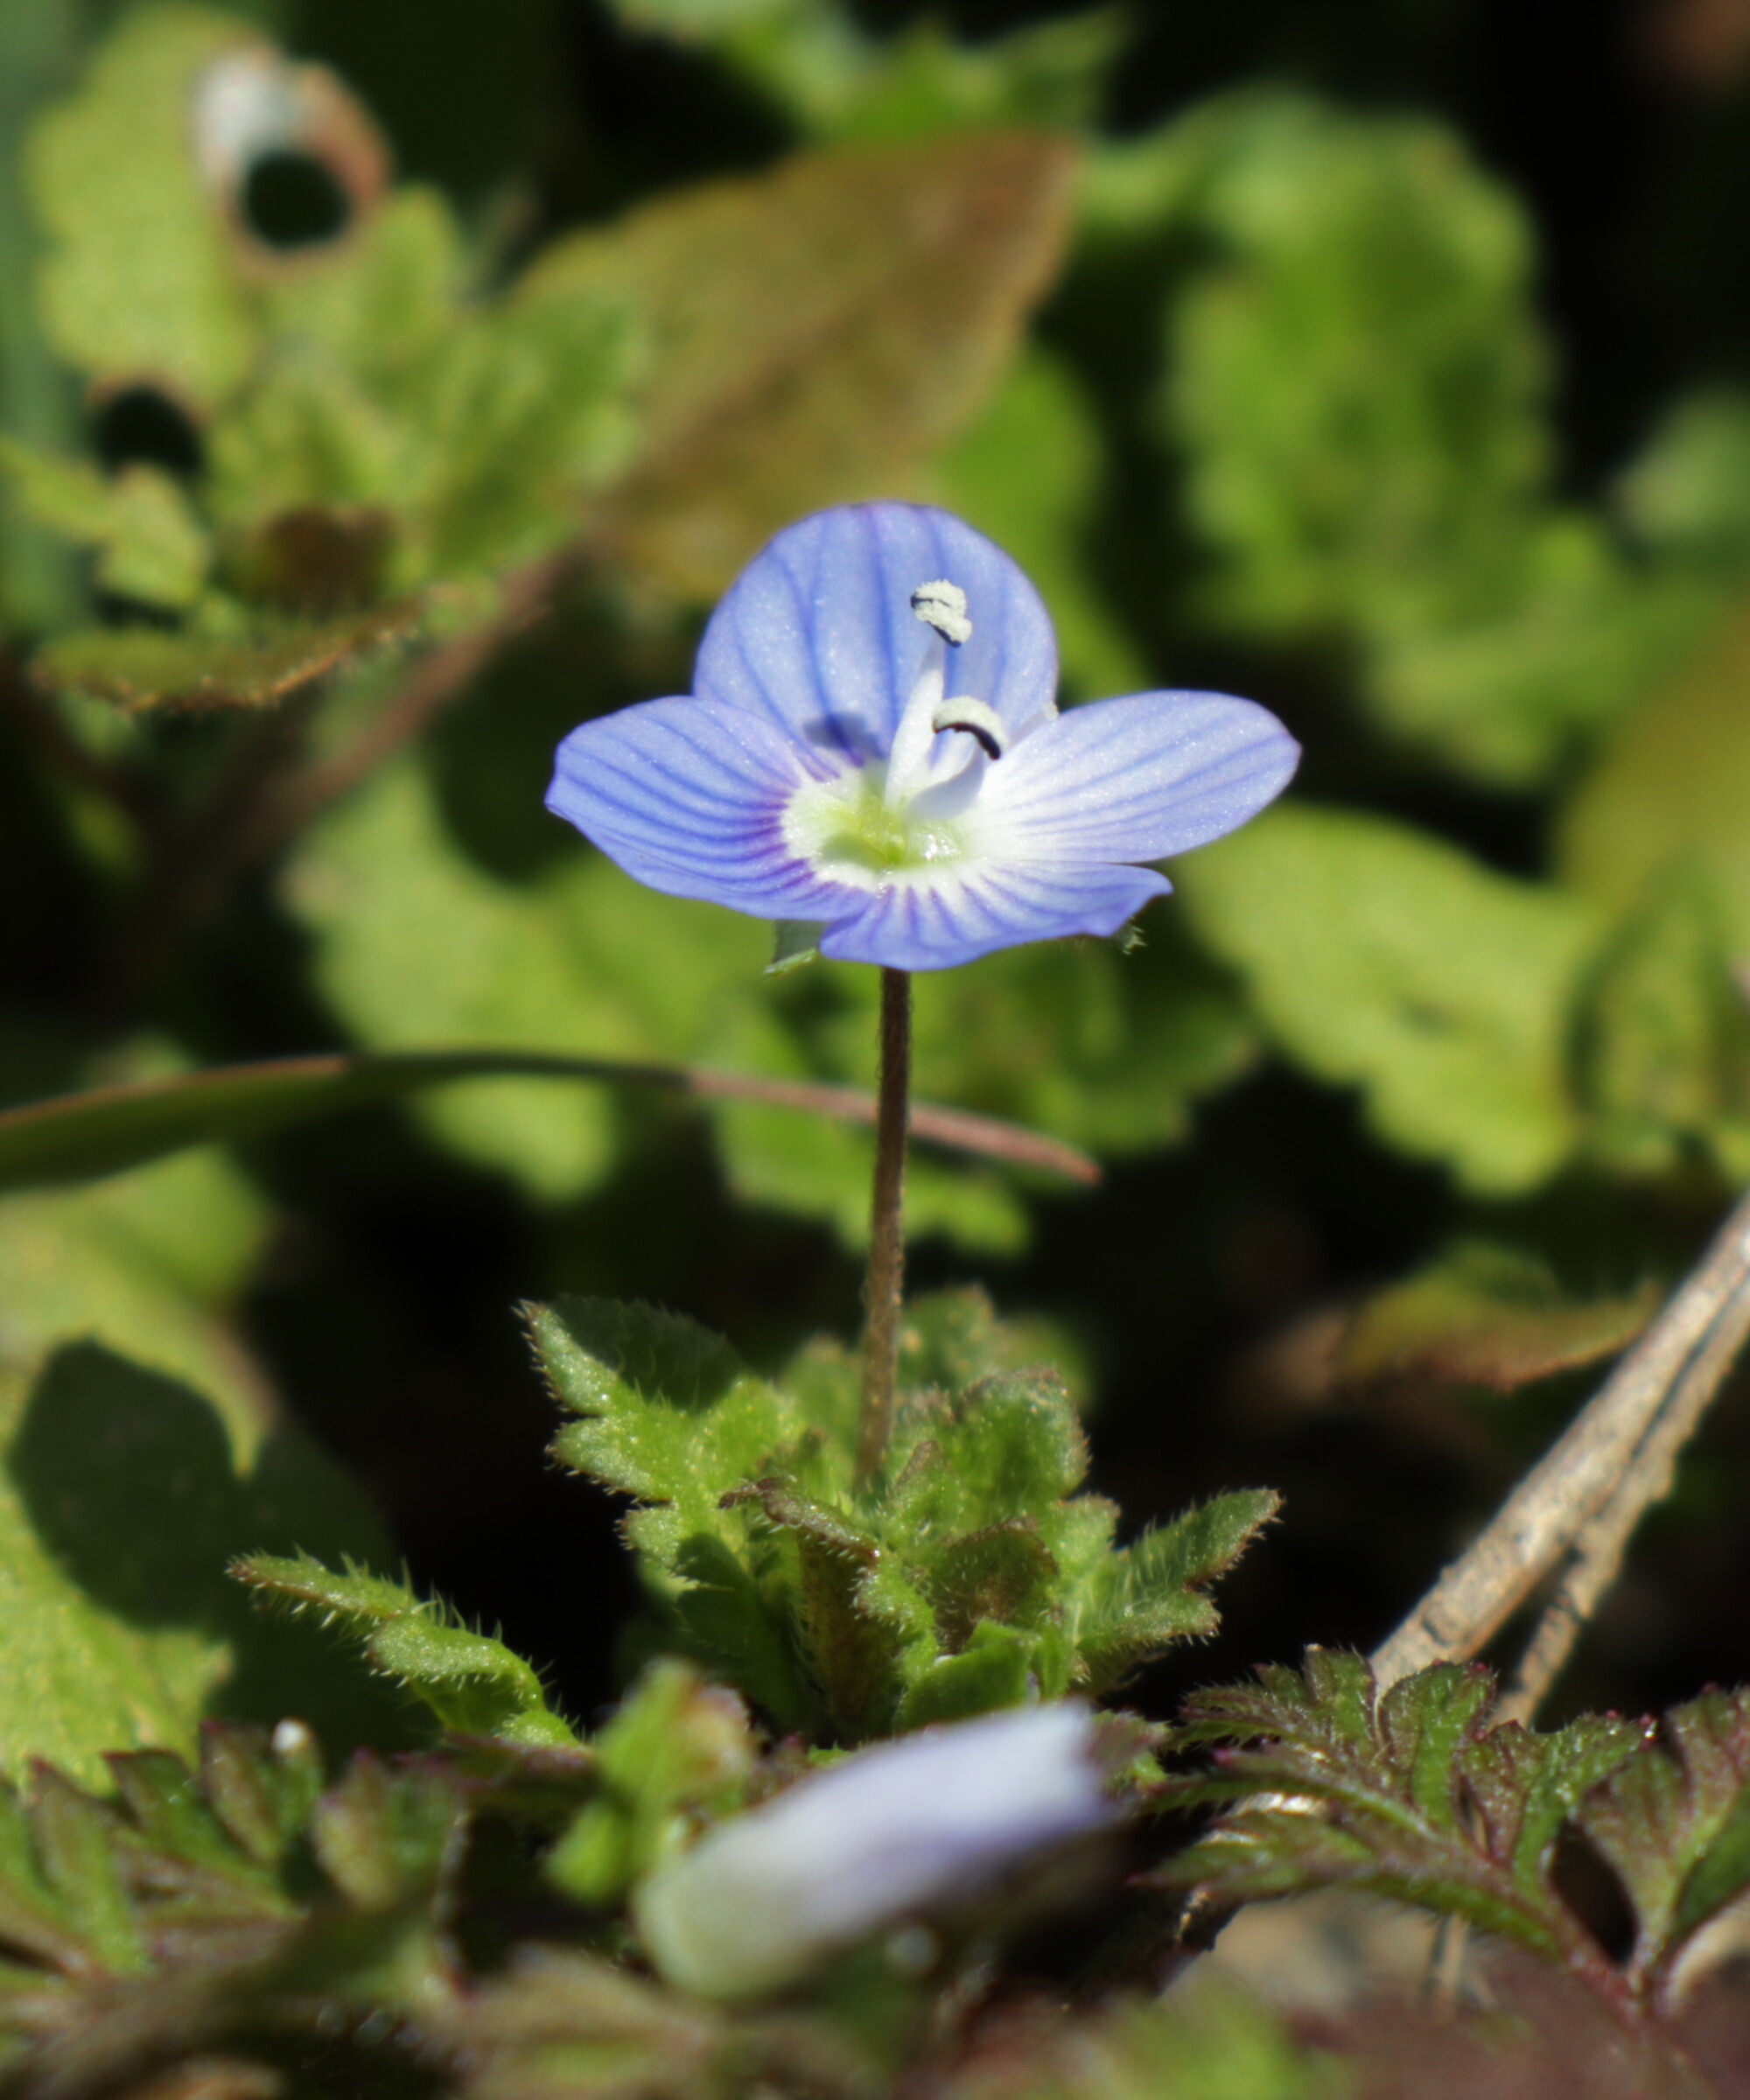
[634,1703,1117,1998]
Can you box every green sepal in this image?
[766,921,825,974]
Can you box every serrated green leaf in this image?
[197,1722,325,1875]
[534,1296,796,1517]
[924,1522,1058,1651]
[1578,1687,1750,1989]
[667,1536,814,1738]
[104,1749,276,1895]
[232,1550,578,1748]
[1077,1491,1279,1696]
[306,1754,466,1914]
[888,1371,1088,1530]
[1465,1713,1646,1898]
[0,1783,87,1974]
[1179,806,1598,1194]
[1159,1652,1640,1979]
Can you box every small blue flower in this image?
[634,1702,1118,1998]
[548,503,1298,970]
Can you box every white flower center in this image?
[783,578,1009,889]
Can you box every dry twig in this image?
[1372,1180,1750,1700]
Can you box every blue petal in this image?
[547,697,849,918]
[969,690,1299,865]
[817,861,1169,971]
[693,503,1058,763]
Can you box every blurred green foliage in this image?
[4,0,1750,2090]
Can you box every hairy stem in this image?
[856,968,912,1488]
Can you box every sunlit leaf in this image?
[0,1342,395,1785]
[1179,806,1597,1194]
[233,1550,581,1748]
[25,4,261,404]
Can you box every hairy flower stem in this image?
[856,968,912,1488]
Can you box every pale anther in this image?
[931,696,1008,761]
[910,579,972,648]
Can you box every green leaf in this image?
[534,1296,795,1516]
[287,757,767,1205]
[1076,1491,1279,1697]
[1152,88,1697,785]
[1615,386,1750,576]
[25,1770,148,1976]
[1575,863,1750,1181]
[417,291,637,577]
[1179,805,1598,1194]
[894,1620,1036,1730]
[1159,1652,1642,1978]
[887,1370,1088,1530]
[306,1754,466,1914]
[0,439,207,609]
[34,600,424,710]
[546,1660,752,1906]
[535,1290,1271,1737]
[1335,1242,1656,1393]
[530,130,1075,597]
[232,1551,579,1748]
[25,4,261,405]
[1578,1687,1750,1990]
[0,1342,397,1786]
[1560,606,1750,960]
[0,1140,270,1421]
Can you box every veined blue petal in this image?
[817,860,1169,971]
[546,697,850,918]
[967,691,1299,866]
[694,503,1058,761]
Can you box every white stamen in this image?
[884,657,946,808]
[931,696,1008,761]
[910,579,972,648]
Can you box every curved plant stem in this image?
[856,968,912,1489]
